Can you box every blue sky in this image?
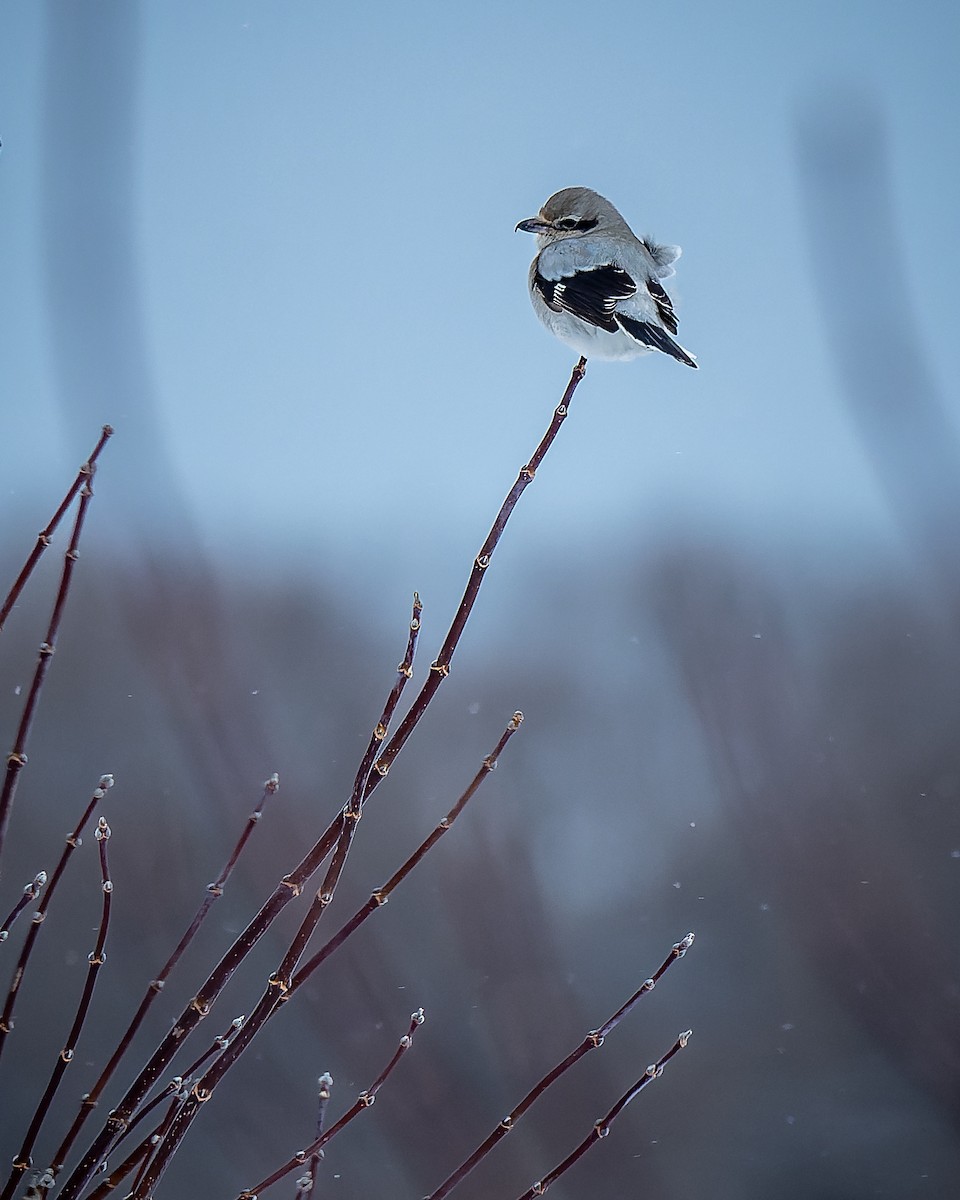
[1,0,958,612]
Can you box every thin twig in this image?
[0,456,103,868]
[367,359,586,787]
[129,597,426,1195]
[48,776,277,1180]
[140,710,520,1195]
[83,1136,154,1200]
[296,1072,333,1200]
[77,1026,249,1200]
[512,1031,692,1199]
[0,775,114,1067]
[425,932,694,1199]
[0,870,47,941]
[254,357,587,967]
[81,1020,244,1200]
[234,1011,425,1200]
[59,361,586,1200]
[1,818,114,1200]
[351,593,423,817]
[127,1093,185,1200]
[102,1087,189,1200]
[286,713,524,1002]
[0,425,112,635]
[107,1017,245,1164]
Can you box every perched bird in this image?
[516,187,697,367]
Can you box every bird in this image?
[516,187,697,368]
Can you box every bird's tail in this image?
[616,314,698,369]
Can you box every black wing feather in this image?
[616,314,698,369]
[534,264,636,334]
[645,277,680,334]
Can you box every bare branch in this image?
[0,425,112,635]
[233,1012,425,1200]
[0,871,47,942]
[0,451,105,866]
[295,1072,333,1200]
[512,1030,693,1200]
[58,362,586,1200]
[0,776,114,1068]
[136,711,520,1196]
[1,818,114,1200]
[47,774,277,1180]
[105,595,425,1198]
[286,712,524,1000]
[426,932,694,1199]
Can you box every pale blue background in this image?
[2,0,957,600]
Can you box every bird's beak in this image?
[515,217,551,234]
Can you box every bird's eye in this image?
[554,216,599,233]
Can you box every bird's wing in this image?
[533,263,637,334]
[535,258,684,338]
[616,313,698,368]
[644,276,680,335]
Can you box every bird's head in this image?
[515,187,626,246]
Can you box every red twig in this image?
[108,1017,246,1164]
[134,712,519,1193]
[114,595,425,1198]
[0,870,47,941]
[234,1011,425,1200]
[0,425,112,636]
[48,776,278,1180]
[59,361,586,1200]
[365,359,586,788]
[80,1017,244,1200]
[295,1073,333,1200]
[425,932,694,1199]
[0,775,114,1068]
[285,712,524,1002]
[1,818,114,1200]
[513,1031,693,1199]
[0,450,105,868]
